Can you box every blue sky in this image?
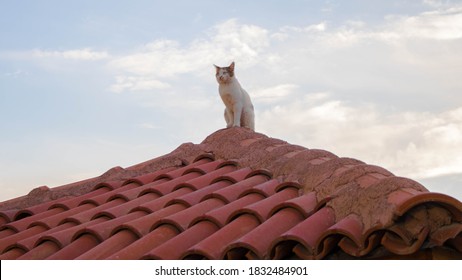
[1,0,462,202]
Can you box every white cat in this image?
[214,62,255,131]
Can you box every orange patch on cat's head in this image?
[214,63,235,84]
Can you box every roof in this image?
[1,128,461,260]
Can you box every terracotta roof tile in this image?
[1,128,461,259]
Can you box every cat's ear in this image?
[214,64,220,72]
[229,61,235,71]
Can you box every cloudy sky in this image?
[1,0,462,202]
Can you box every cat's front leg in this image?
[232,102,243,127]
[224,108,233,128]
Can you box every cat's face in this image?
[214,62,235,84]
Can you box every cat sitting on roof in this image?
[214,62,255,131]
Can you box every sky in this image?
[1,0,462,202]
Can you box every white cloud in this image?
[271,22,327,41]
[109,76,171,93]
[3,69,28,78]
[423,0,452,8]
[137,123,161,130]
[251,84,299,104]
[108,19,270,92]
[387,6,462,40]
[32,48,109,60]
[257,93,462,181]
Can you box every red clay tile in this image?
[245,169,273,180]
[36,217,109,249]
[17,240,60,260]
[169,180,232,207]
[382,226,430,255]
[121,167,176,186]
[173,164,237,191]
[0,210,17,226]
[230,187,299,223]
[49,187,111,210]
[117,203,187,237]
[13,197,69,221]
[140,171,202,196]
[76,229,139,260]
[108,184,158,201]
[1,207,64,232]
[211,167,253,184]
[329,214,363,243]
[29,203,97,229]
[0,247,26,259]
[269,192,319,218]
[46,233,100,260]
[92,180,124,191]
[387,188,425,208]
[355,172,390,188]
[182,159,225,176]
[154,198,226,231]
[160,156,215,179]
[430,223,462,246]
[354,229,385,257]
[78,182,137,206]
[107,224,179,260]
[225,207,305,259]
[303,158,364,194]
[96,193,160,218]
[183,214,260,260]
[74,211,145,242]
[0,225,48,253]
[133,188,192,214]
[144,220,219,259]
[12,222,76,251]
[392,191,462,221]
[270,207,336,259]
[192,193,265,227]
[324,214,364,257]
[448,234,462,252]
[206,175,271,203]
[329,164,393,190]
[241,179,281,197]
[0,228,16,239]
